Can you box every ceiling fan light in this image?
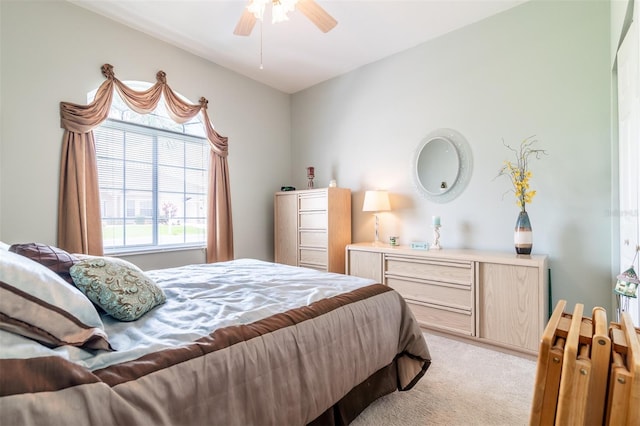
[247,0,268,21]
[271,2,289,23]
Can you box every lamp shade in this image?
[362,190,391,212]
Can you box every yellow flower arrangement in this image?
[496,136,547,212]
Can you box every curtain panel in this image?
[58,64,233,262]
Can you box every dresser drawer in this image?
[299,211,327,229]
[408,300,474,336]
[299,248,327,266]
[299,264,328,272]
[386,277,472,311]
[385,256,472,285]
[299,194,327,211]
[299,230,327,248]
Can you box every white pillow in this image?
[0,250,112,350]
[0,241,9,251]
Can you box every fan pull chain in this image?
[259,21,264,70]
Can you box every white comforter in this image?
[0,259,375,371]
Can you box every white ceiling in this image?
[71,0,528,94]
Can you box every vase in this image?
[514,210,532,254]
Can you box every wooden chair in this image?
[605,312,640,425]
[555,305,610,425]
[585,307,612,424]
[530,301,611,426]
[530,299,569,425]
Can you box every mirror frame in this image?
[412,128,473,203]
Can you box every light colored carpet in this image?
[351,332,537,426]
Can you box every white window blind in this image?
[93,99,209,253]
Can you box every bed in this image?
[0,243,431,425]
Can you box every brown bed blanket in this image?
[0,284,430,425]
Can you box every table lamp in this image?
[362,190,391,243]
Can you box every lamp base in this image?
[373,213,381,244]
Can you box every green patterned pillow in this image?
[70,257,166,321]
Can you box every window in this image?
[90,82,209,253]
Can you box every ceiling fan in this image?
[233,0,338,36]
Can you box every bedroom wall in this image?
[0,0,290,269]
[0,0,616,315]
[290,0,613,313]
[611,0,633,65]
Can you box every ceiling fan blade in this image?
[233,9,257,36]
[296,0,337,33]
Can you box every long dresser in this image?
[274,187,351,273]
[346,242,549,355]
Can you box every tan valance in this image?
[58,64,233,262]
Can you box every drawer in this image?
[385,256,472,285]
[386,277,472,311]
[408,300,474,336]
[299,263,327,272]
[299,230,327,248]
[299,248,327,266]
[299,211,327,229]
[299,194,327,211]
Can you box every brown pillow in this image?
[9,243,79,285]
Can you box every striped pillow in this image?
[0,250,113,351]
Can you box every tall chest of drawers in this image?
[274,188,351,273]
[346,243,548,355]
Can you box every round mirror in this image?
[416,137,460,195]
[413,128,473,203]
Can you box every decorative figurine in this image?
[432,215,441,250]
[307,166,315,189]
